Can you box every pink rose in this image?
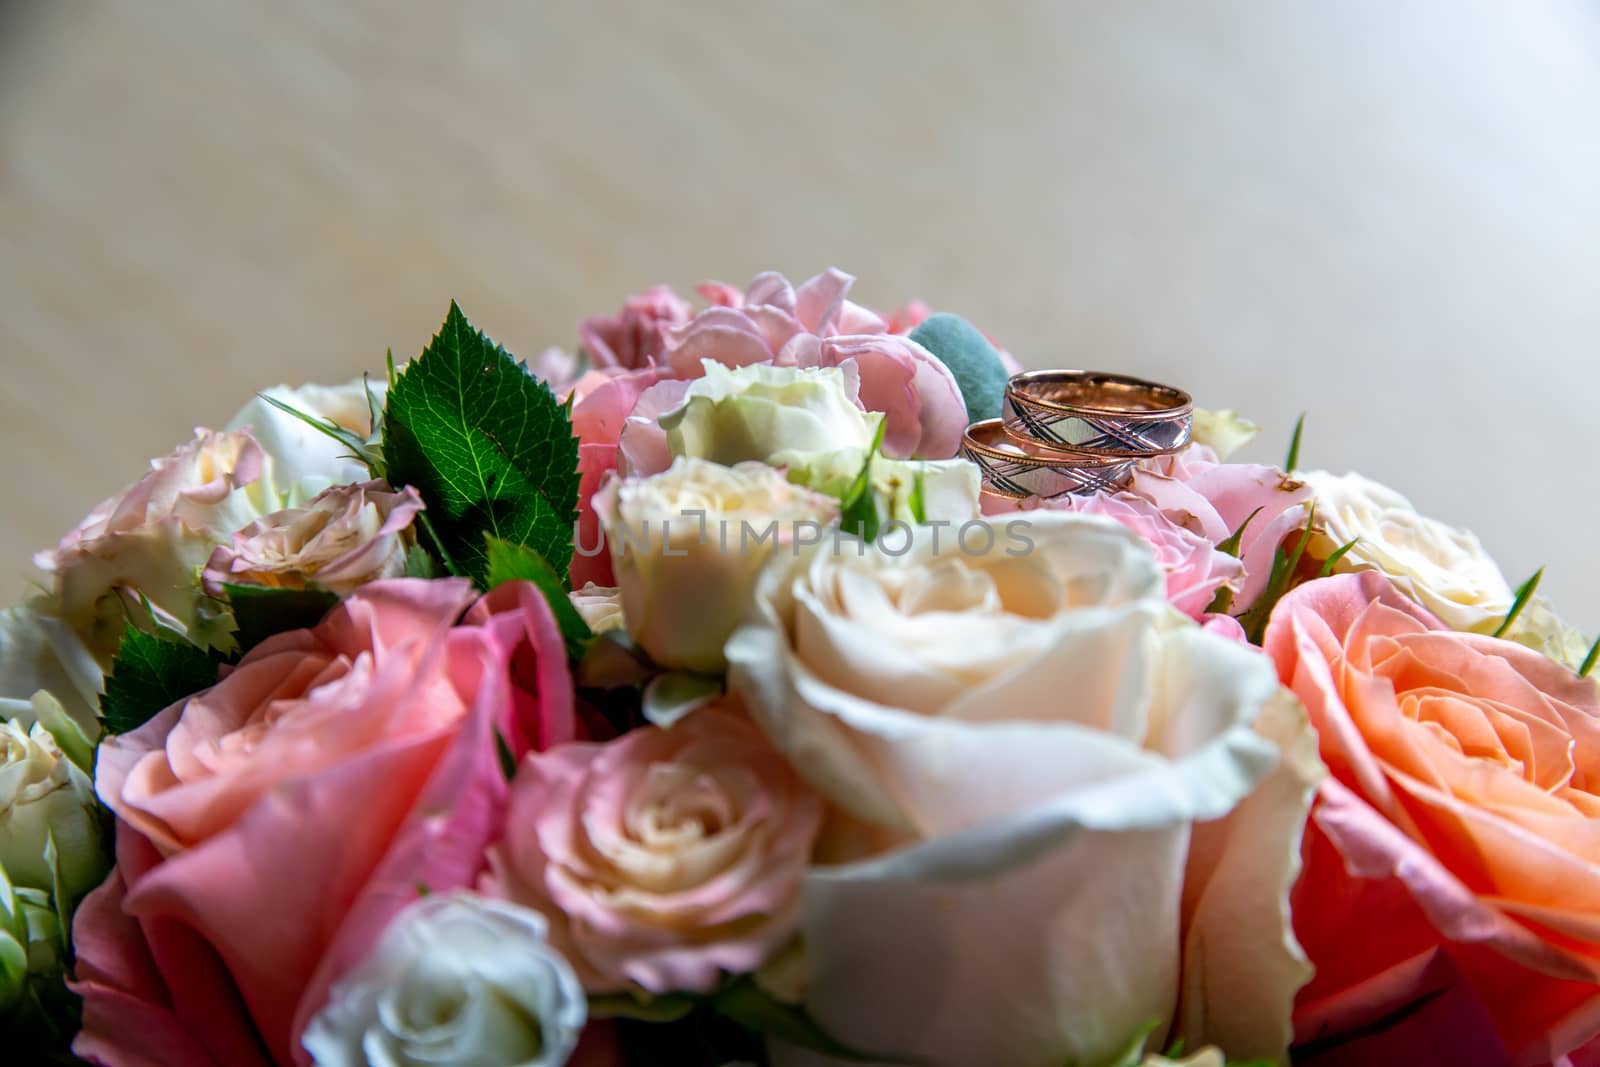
[1266,571,1600,1065]
[579,284,694,372]
[37,429,275,656]
[981,490,1245,620]
[481,701,822,994]
[1129,446,1314,610]
[201,481,423,597]
[73,578,583,1066]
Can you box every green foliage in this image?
[100,625,224,734]
[483,535,593,659]
[257,392,384,478]
[908,467,928,525]
[223,583,339,652]
[1491,567,1543,639]
[711,977,883,1062]
[384,302,581,586]
[1237,504,1319,645]
[1580,632,1600,679]
[1316,537,1360,579]
[838,420,888,542]
[908,313,1009,424]
[1284,412,1306,472]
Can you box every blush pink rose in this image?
[481,701,822,994]
[73,578,583,1067]
[981,489,1245,620]
[1266,571,1600,1066]
[579,284,694,372]
[1130,446,1314,611]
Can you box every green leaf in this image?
[712,976,884,1062]
[223,584,339,652]
[839,419,887,543]
[258,392,384,478]
[494,729,518,781]
[1316,537,1360,579]
[384,302,581,585]
[101,625,224,734]
[1491,567,1543,639]
[588,991,698,1023]
[908,313,1009,423]
[1216,507,1262,559]
[908,467,928,525]
[1284,412,1306,472]
[1239,503,1318,645]
[1579,632,1599,679]
[483,535,593,658]
[402,543,439,579]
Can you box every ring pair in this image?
[962,371,1193,500]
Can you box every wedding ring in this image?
[960,418,1137,499]
[1004,371,1193,458]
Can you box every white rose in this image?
[726,513,1319,1066]
[1503,594,1594,672]
[659,360,882,467]
[34,428,287,656]
[0,718,103,899]
[0,602,103,733]
[202,480,424,597]
[226,378,382,492]
[568,583,624,635]
[594,458,839,673]
[1300,470,1514,632]
[302,892,586,1067]
[773,448,981,525]
[0,863,65,1012]
[1189,409,1259,461]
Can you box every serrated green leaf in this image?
[1284,412,1306,472]
[1491,567,1543,639]
[101,625,224,734]
[384,302,581,585]
[712,976,884,1062]
[483,535,592,659]
[403,543,439,579]
[223,584,339,652]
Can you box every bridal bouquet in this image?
[3,269,1597,1067]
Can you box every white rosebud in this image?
[660,360,882,467]
[302,892,586,1067]
[594,458,840,673]
[0,718,103,899]
[226,378,382,493]
[1190,409,1260,461]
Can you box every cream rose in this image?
[593,458,839,673]
[1300,470,1514,632]
[203,480,424,597]
[659,361,882,467]
[774,447,981,525]
[34,428,283,656]
[567,583,624,635]
[0,602,103,733]
[0,717,102,899]
[1189,409,1259,461]
[226,378,382,492]
[0,863,64,1013]
[726,513,1320,1066]
[301,892,586,1067]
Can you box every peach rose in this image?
[73,578,584,1067]
[1266,571,1600,1065]
[202,481,423,597]
[481,701,822,994]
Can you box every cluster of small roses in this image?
[0,268,1596,1067]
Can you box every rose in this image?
[202,481,424,597]
[657,361,882,470]
[579,284,694,372]
[0,862,64,1014]
[1129,446,1313,611]
[0,718,102,899]
[225,379,382,493]
[982,491,1244,620]
[33,429,286,656]
[726,513,1321,1066]
[568,583,624,635]
[481,701,822,994]
[301,892,587,1067]
[775,448,982,525]
[0,602,104,732]
[593,458,839,674]
[1503,594,1595,673]
[71,578,584,1066]
[1265,571,1600,1064]
[1299,470,1515,633]
[1189,409,1259,461]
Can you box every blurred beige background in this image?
[2,1,1598,626]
